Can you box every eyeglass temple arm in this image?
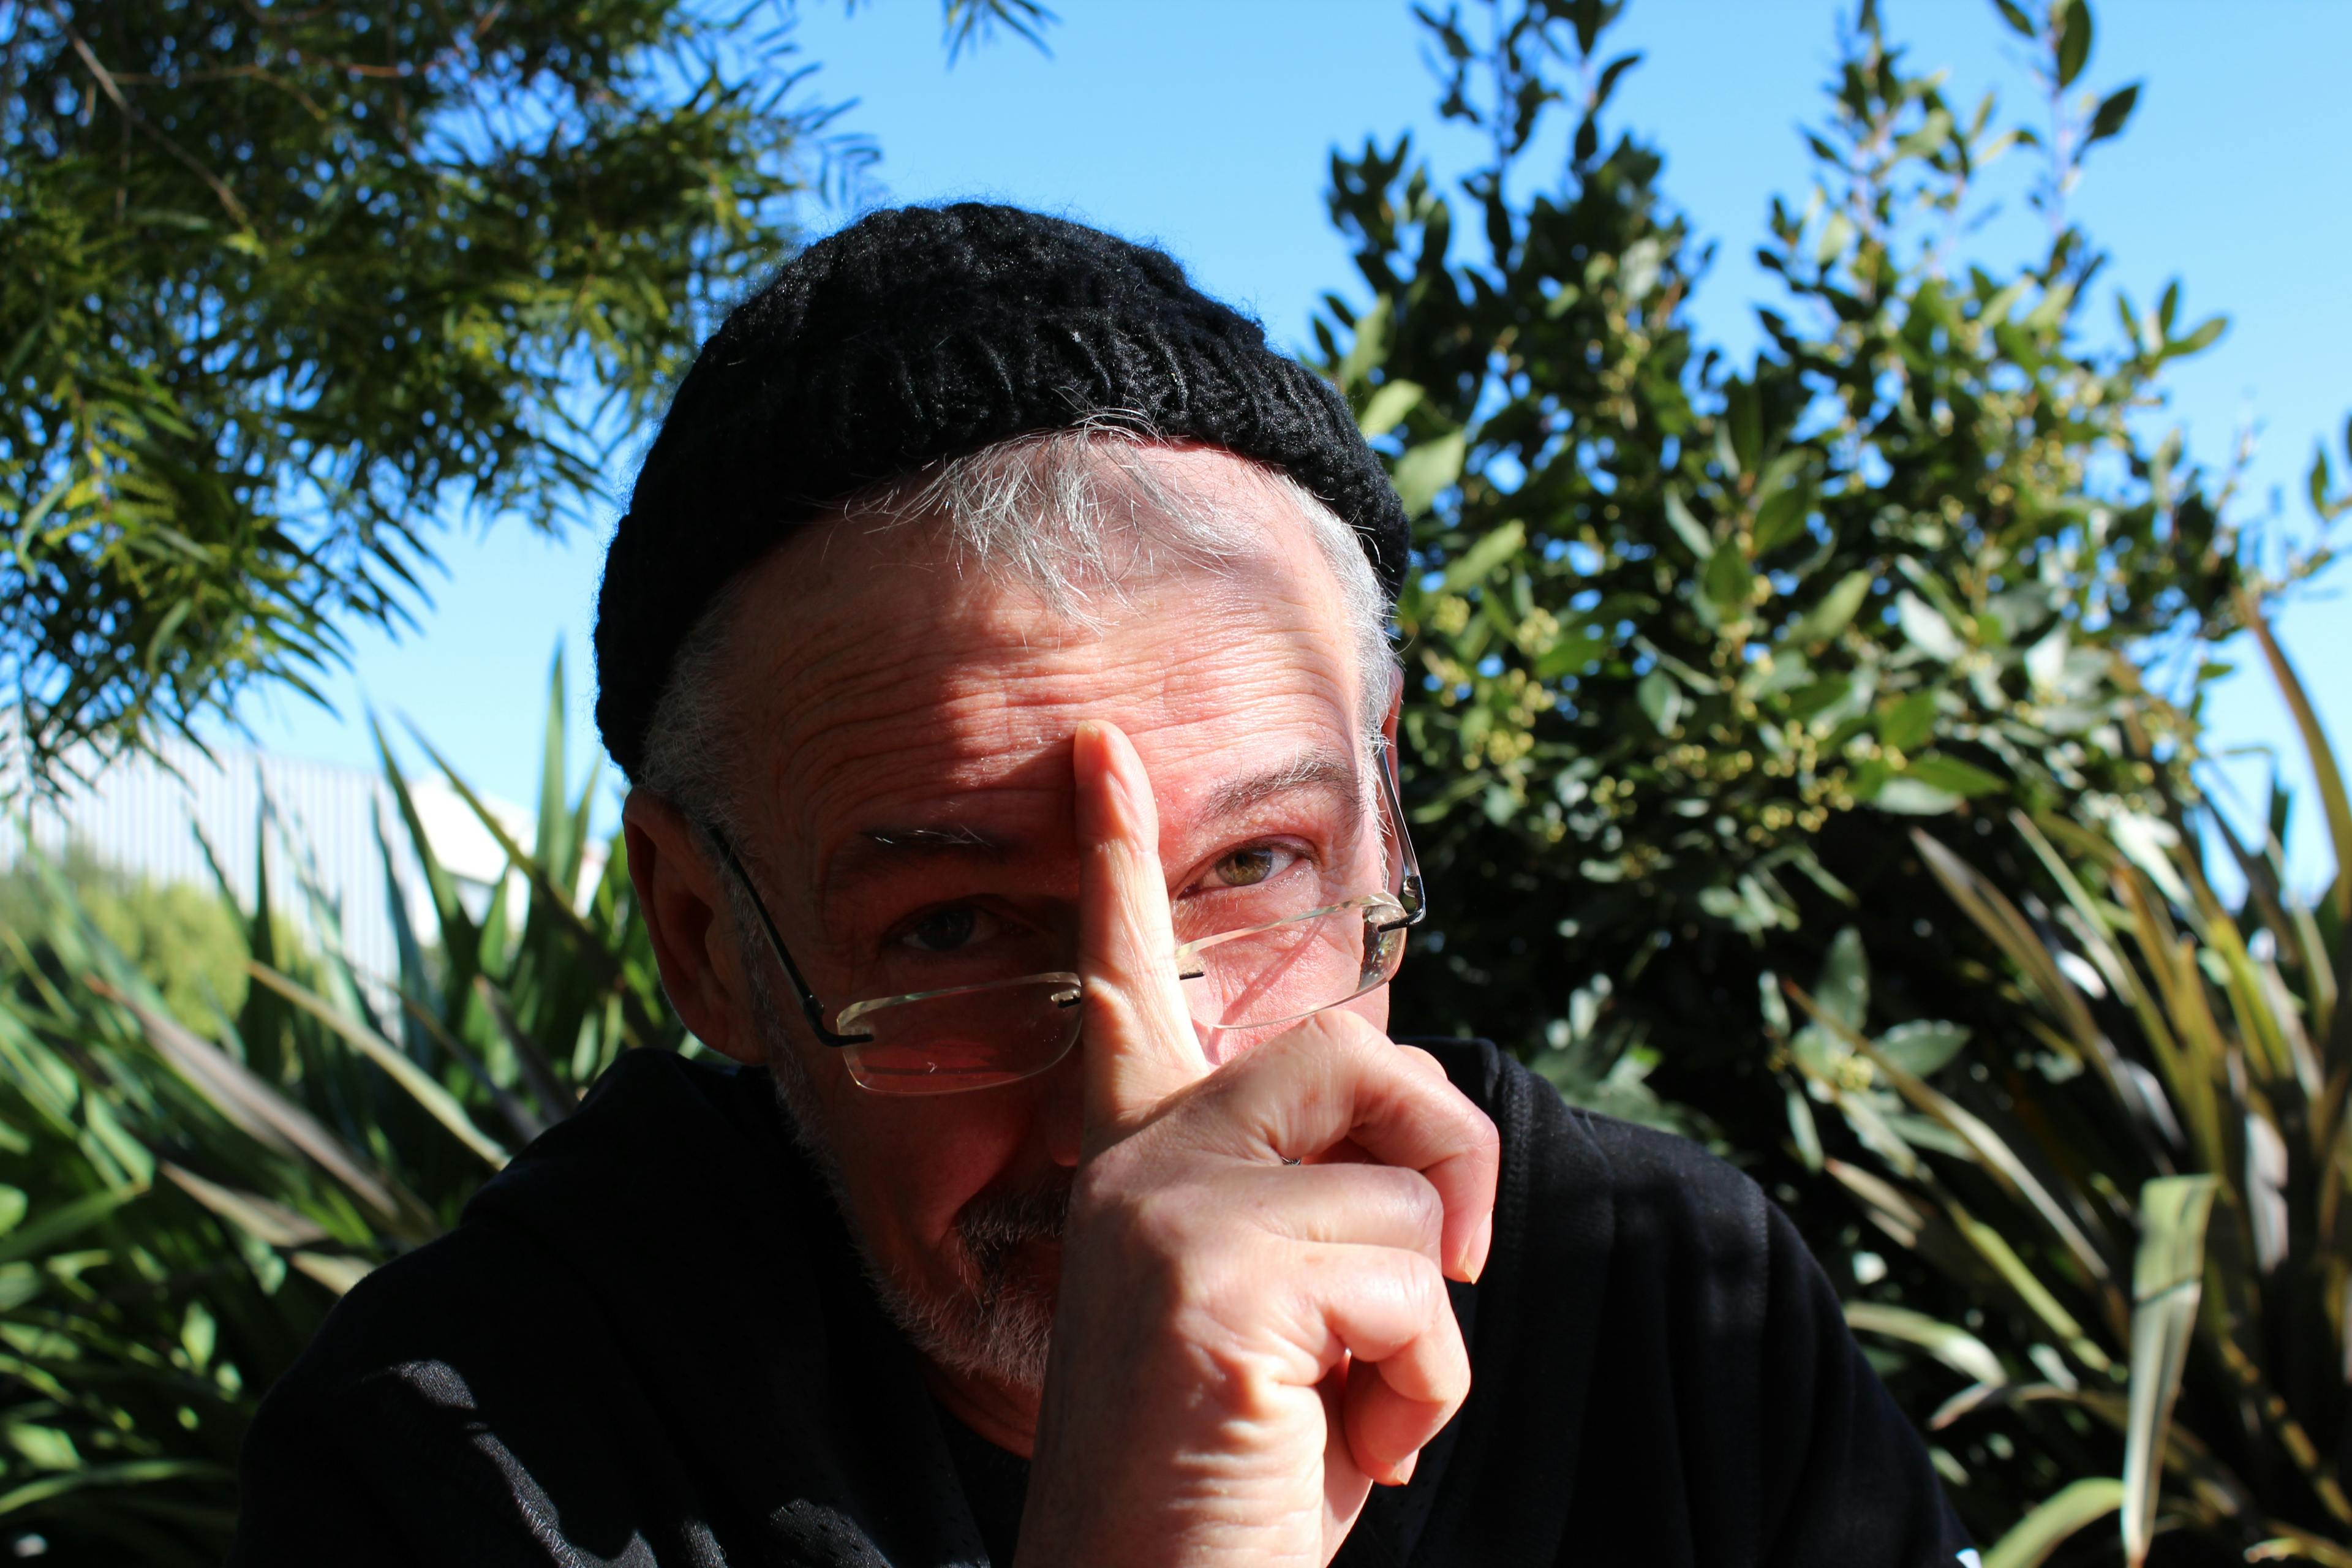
[1374,741,1428,932]
[709,831,872,1048]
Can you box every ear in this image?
[622,789,762,1065]
[1378,659,1404,751]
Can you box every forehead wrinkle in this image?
[720,508,1367,905]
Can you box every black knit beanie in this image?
[592,202,1409,781]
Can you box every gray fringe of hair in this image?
[638,423,1400,838]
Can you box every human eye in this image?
[1202,843,1305,891]
[891,904,1001,954]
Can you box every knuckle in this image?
[1283,1006,1385,1062]
[1395,1043,1449,1083]
[1463,1102,1501,1160]
[1384,1166,1446,1251]
[1397,1245,1449,1307]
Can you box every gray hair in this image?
[638,423,1400,837]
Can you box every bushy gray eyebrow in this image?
[1197,748,1362,821]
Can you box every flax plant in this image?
[0,657,678,1562]
[1782,600,2352,1564]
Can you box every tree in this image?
[1331,0,2343,1141]
[1330,0,2352,1545]
[0,0,1048,794]
[0,844,252,1023]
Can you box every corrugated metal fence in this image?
[1,736,494,995]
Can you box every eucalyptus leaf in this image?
[1904,753,2007,797]
[1703,541,1755,611]
[1441,518,1528,590]
[2054,0,2092,87]
[1845,1302,2005,1385]
[1779,570,1874,649]
[1637,669,1686,736]
[1817,927,1871,1031]
[1875,1020,1972,1077]
[1357,379,1425,439]
[1394,429,1469,518]
[1896,592,1966,661]
[1873,778,1964,815]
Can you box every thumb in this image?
[1073,720,1210,1144]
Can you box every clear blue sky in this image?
[224,0,2352,877]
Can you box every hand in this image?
[1016,722,1499,1568]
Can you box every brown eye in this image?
[897,906,997,953]
[1212,847,1280,888]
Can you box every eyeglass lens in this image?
[840,897,1406,1095]
[834,755,1414,1095]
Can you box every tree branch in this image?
[57,14,251,225]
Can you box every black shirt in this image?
[934,1404,1027,1567]
[229,1040,1973,1566]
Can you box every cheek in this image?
[810,1067,1041,1268]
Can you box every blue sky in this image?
[225,0,2352,875]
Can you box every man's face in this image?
[643,445,1395,1405]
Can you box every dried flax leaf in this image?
[2114,871,2226,1170]
[94,981,407,1221]
[290,1251,374,1296]
[161,1162,326,1249]
[1789,980,2116,1292]
[1913,831,2103,1053]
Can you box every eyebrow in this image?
[862,823,1001,851]
[823,746,1365,902]
[1198,748,1363,820]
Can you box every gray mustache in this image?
[958,1180,1072,1275]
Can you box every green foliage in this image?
[0,846,250,1027]
[1330,0,2352,1546]
[0,0,1047,793]
[0,657,673,1561]
[1792,603,2351,1562]
[1335,0,2343,1186]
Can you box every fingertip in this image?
[1072,719,1153,850]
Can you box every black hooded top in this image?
[227,1040,1975,1566]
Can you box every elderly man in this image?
[231,205,1974,1566]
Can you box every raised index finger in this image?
[1072,720,1212,1144]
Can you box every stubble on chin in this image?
[735,922,1072,1391]
[886,1176,1070,1392]
[758,1048,1068,1393]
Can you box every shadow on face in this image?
[632,443,1399,1401]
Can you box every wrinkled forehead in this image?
[704,446,1374,890]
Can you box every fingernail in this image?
[1464,1212,1493,1284]
[1072,722,1124,846]
[1392,1450,1419,1487]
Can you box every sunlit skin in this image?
[626,446,1498,1567]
